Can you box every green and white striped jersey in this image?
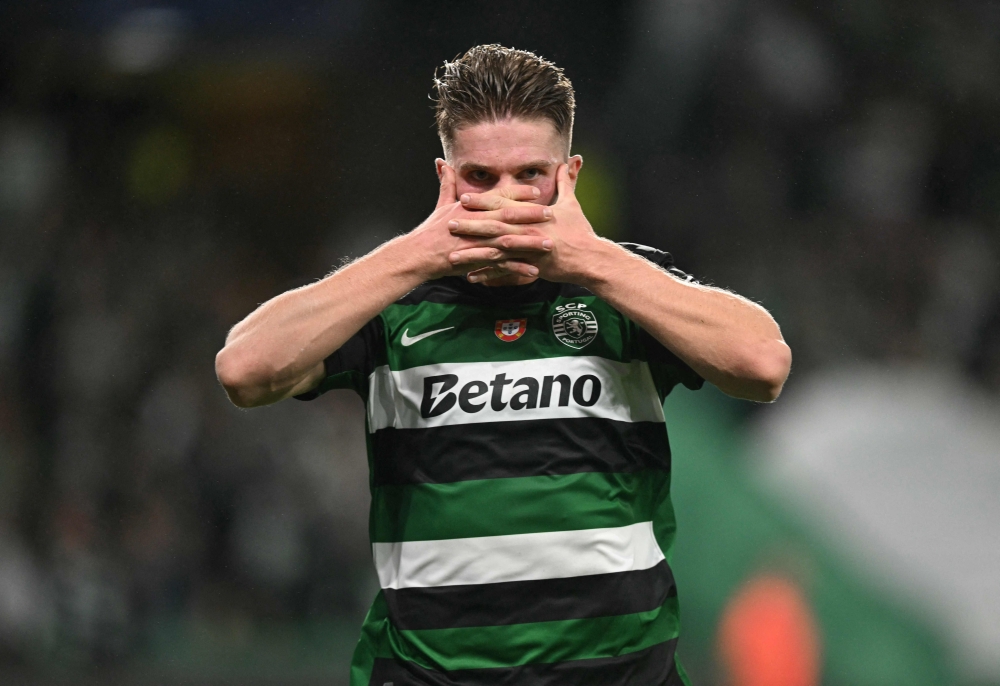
[298,243,702,686]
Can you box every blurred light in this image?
[0,267,27,367]
[752,367,1000,682]
[748,12,838,112]
[0,118,65,214]
[104,8,186,74]
[574,149,624,239]
[616,0,737,150]
[0,534,54,648]
[920,230,999,362]
[718,574,821,686]
[232,488,307,588]
[127,126,193,204]
[60,309,132,403]
[832,101,934,223]
[139,372,202,466]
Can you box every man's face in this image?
[437,117,582,205]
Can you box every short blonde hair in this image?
[432,44,576,155]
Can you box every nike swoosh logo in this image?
[401,326,454,347]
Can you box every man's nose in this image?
[494,174,520,190]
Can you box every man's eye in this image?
[470,170,491,182]
[521,168,541,180]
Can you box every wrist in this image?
[372,232,438,286]
[573,236,627,291]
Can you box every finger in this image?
[448,219,524,237]
[492,204,552,224]
[488,184,542,201]
[468,260,538,282]
[436,164,457,209]
[460,186,540,210]
[466,266,498,283]
[447,247,544,267]
[554,163,576,205]
[452,202,551,228]
[448,217,551,238]
[470,234,554,252]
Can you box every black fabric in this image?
[372,417,670,486]
[293,316,384,400]
[384,560,675,630]
[368,639,681,686]
[619,242,696,285]
[396,276,593,307]
[620,243,704,394]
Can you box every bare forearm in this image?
[215,172,556,408]
[216,237,426,407]
[580,241,791,401]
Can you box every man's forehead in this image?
[448,118,567,168]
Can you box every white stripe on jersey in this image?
[372,521,665,590]
[366,356,664,432]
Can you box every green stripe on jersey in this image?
[370,470,669,542]
[381,296,636,371]
[387,597,680,671]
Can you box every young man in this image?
[216,45,790,686]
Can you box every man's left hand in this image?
[446,164,605,285]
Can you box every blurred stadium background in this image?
[1,1,999,684]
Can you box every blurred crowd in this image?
[0,0,998,680]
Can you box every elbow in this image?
[709,339,792,403]
[749,340,792,402]
[215,346,269,408]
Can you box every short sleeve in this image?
[293,316,384,400]
[620,243,705,397]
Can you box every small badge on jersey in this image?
[552,303,599,349]
[495,318,527,342]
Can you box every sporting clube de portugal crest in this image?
[552,302,599,349]
[495,318,527,342]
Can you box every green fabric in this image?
[370,470,668,542]
[339,278,697,684]
[392,599,680,670]
[380,296,634,370]
[664,385,956,686]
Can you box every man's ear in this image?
[435,158,447,180]
[567,155,583,188]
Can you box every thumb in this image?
[436,164,458,209]
[555,163,576,205]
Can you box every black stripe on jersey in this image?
[368,638,680,686]
[371,418,671,486]
[396,276,593,306]
[383,560,675,631]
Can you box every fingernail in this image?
[468,274,480,283]
[448,220,459,229]
[542,239,553,249]
[528,266,539,276]
[460,194,471,204]
[449,253,460,262]
[532,187,540,197]
[543,208,552,218]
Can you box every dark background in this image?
[1,1,999,684]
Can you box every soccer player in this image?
[216,45,791,686]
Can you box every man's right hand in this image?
[216,165,555,409]
[404,165,554,281]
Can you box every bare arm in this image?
[216,239,427,408]
[575,243,790,401]
[448,165,791,402]
[215,169,554,407]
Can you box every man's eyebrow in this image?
[458,159,557,173]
